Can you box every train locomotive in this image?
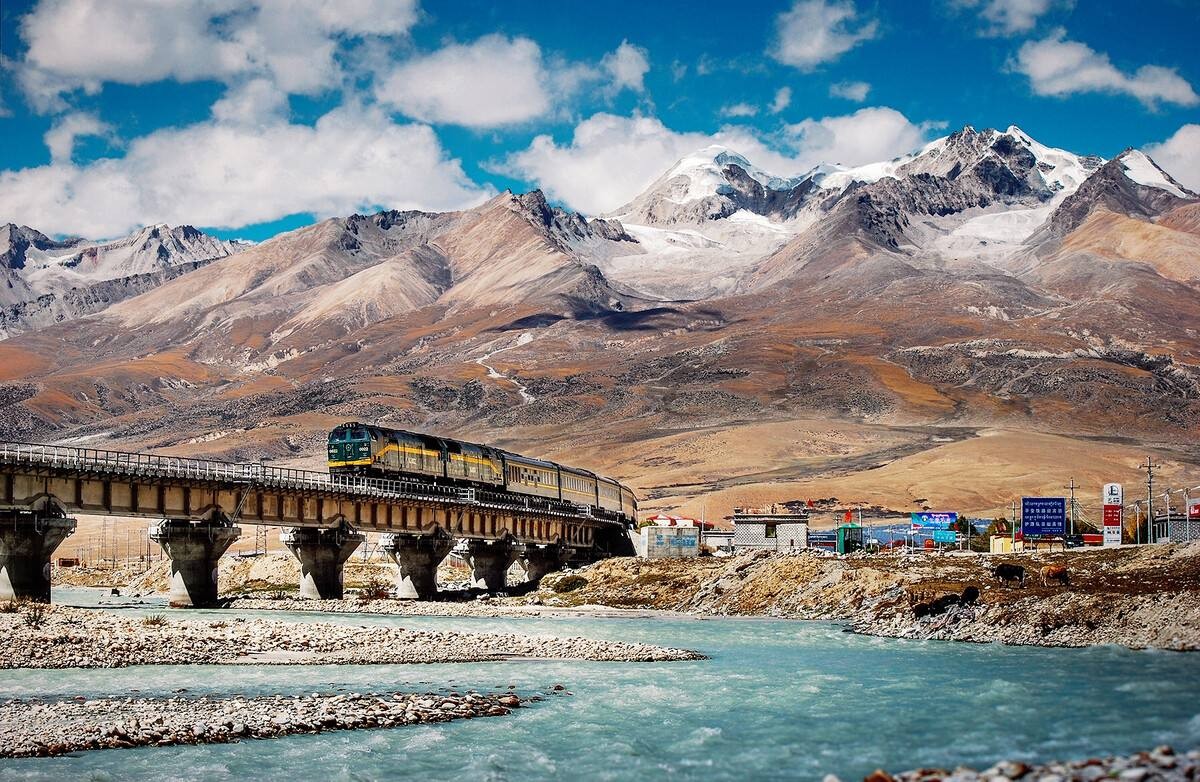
[327,422,637,523]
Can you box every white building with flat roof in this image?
[731,505,809,552]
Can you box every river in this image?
[2,590,1199,781]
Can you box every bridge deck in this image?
[0,442,622,547]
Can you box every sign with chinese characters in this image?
[1022,497,1067,536]
[1189,498,1200,520]
[910,512,957,529]
[1103,483,1123,506]
[932,529,958,543]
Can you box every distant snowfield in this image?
[1121,150,1190,199]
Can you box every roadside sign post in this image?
[1022,497,1067,547]
[1103,483,1123,547]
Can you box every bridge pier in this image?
[520,543,572,585]
[149,519,241,608]
[280,523,364,600]
[379,531,453,600]
[0,511,77,603]
[464,536,519,593]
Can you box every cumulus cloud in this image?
[770,87,792,114]
[375,35,550,128]
[16,0,420,111]
[770,0,878,71]
[953,0,1067,35]
[602,41,650,93]
[43,111,113,162]
[0,105,490,238]
[499,108,937,215]
[210,78,290,124]
[829,80,870,101]
[1013,30,1198,109]
[721,103,759,118]
[783,107,940,168]
[1144,125,1200,193]
[375,36,650,128]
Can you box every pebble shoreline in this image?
[0,690,533,758]
[0,606,706,669]
[839,746,1200,782]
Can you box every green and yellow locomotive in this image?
[327,422,637,523]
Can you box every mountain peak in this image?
[1115,149,1195,199]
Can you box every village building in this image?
[730,505,809,552]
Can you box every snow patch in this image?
[1121,150,1190,199]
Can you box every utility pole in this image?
[1144,457,1157,545]
[1065,477,1078,537]
[1011,499,1018,551]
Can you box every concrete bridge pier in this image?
[149,518,241,608]
[280,523,365,600]
[380,531,453,600]
[0,510,77,603]
[520,543,572,585]
[465,536,519,593]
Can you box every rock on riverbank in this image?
[527,542,1200,650]
[1,606,705,669]
[0,690,529,758]
[842,745,1199,782]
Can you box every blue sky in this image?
[1,0,1197,241]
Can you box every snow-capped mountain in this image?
[1,222,246,337]
[585,125,1196,300]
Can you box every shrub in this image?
[141,614,167,627]
[21,601,47,628]
[0,600,20,614]
[551,574,588,594]
[357,577,391,602]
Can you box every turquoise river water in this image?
[2,588,1199,781]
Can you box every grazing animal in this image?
[960,586,980,605]
[992,563,1026,588]
[913,592,962,619]
[1041,564,1069,587]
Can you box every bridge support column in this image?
[520,543,572,585]
[0,511,77,603]
[464,536,519,593]
[149,519,241,608]
[280,524,364,600]
[379,531,453,600]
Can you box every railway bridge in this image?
[0,442,632,607]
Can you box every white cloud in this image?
[43,111,113,162]
[375,36,649,128]
[211,78,290,125]
[829,80,870,101]
[954,0,1067,35]
[499,108,937,215]
[602,41,650,93]
[375,35,550,128]
[770,87,792,114]
[770,0,878,71]
[1013,29,1198,109]
[783,107,940,168]
[16,0,420,110]
[1144,125,1200,193]
[0,104,490,238]
[721,103,759,118]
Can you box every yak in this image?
[1041,564,1070,587]
[992,563,1026,588]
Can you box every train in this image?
[326,422,637,523]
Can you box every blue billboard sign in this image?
[932,529,958,543]
[910,512,957,529]
[1022,497,1067,536]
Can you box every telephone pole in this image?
[1144,457,1157,545]
[1011,499,1018,549]
[1065,477,1078,536]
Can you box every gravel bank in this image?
[223,595,625,617]
[0,689,531,758]
[528,543,1200,650]
[839,745,1200,782]
[1,606,705,669]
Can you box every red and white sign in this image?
[1103,504,1122,547]
[1189,498,1200,520]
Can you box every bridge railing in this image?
[0,441,619,522]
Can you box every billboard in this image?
[910,512,957,529]
[1022,497,1067,536]
[1189,498,1200,520]
[932,529,958,543]
[1103,483,1123,506]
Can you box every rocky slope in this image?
[530,542,1200,650]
